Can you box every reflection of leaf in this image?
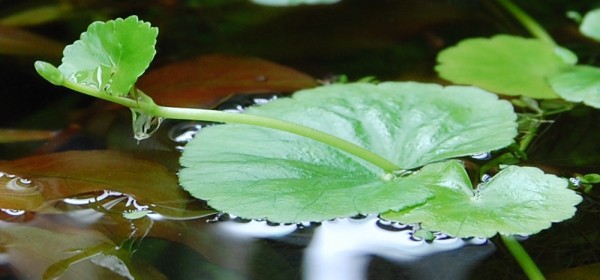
[381,161,582,238]
[549,65,600,109]
[58,16,158,96]
[180,82,518,222]
[0,224,116,279]
[528,106,600,168]
[436,35,575,98]
[0,25,63,57]
[0,150,190,215]
[137,54,318,107]
[0,3,71,27]
[580,8,600,42]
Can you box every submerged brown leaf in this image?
[0,129,57,143]
[138,54,318,107]
[0,174,45,210]
[548,262,600,280]
[0,150,191,214]
[0,3,71,27]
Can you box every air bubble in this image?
[253,98,270,105]
[6,177,37,191]
[173,131,197,143]
[221,105,246,113]
[376,220,410,232]
[569,177,581,187]
[216,93,280,112]
[481,174,491,183]
[1,209,25,216]
[168,122,206,143]
[205,213,228,223]
[19,178,31,185]
[471,152,491,160]
[432,236,460,245]
[432,232,458,244]
[253,95,277,105]
[350,214,367,220]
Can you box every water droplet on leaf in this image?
[131,109,164,141]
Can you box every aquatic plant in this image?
[32,1,600,278]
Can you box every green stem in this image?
[518,118,540,152]
[500,235,546,280]
[64,79,140,108]
[64,82,401,173]
[497,0,556,46]
[151,105,401,173]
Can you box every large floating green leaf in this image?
[436,35,575,99]
[180,82,518,222]
[580,8,600,42]
[381,161,582,238]
[549,66,600,109]
[56,15,157,96]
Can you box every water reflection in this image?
[0,189,495,279]
[214,215,495,280]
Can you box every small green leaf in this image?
[580,8,600,42]
[381,162,582,238]
[583,173,600,184]
[57,15,158,96]
[180,82,518,222]
[436,35,575,99]
[549,65,600,109]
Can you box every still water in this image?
[1,0,599,279]
[0,199,494,279]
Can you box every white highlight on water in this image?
[213,215,493,280]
